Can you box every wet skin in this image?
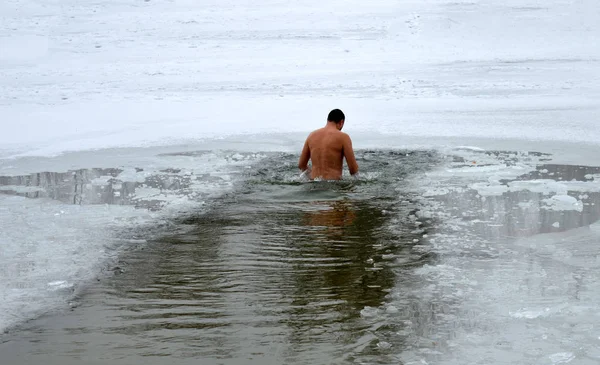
[298,121,359,180]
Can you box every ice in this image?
[0,0,599,361]
[377,341,392,350]
[549,352,575,364]
[509,308,551,319]
[90,176,114,186]
[0,194,148,332]
[0,148,266,332]
[0,185,45,193]
[385,305,399,314]
[46,281,74,291]
[543,195,583,212]
[469,182,509,197]
[116,168,149,183]
[382,153,600,365]
[453,146,485,152]
[1,0,600,159]
[508,180,569,195]
[360,306,380,318]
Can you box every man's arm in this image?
[342,134,359,175]
[298,138,311,171]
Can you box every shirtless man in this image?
[298,109,359,180]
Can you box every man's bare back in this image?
[298,109,359,180]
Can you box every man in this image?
[298,109,359,180]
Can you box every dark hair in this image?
[327,109,345,123]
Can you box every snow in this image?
[1,0,599,158]
[543,195,584,212]
[1,0,600,361]
[549,352,575,364]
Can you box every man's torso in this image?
[307,128,345,180]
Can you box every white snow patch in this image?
[508,180,568,195]
[549,352,575,364]
[470,182,509,197]
[453,146,485,152]
[510,307,551,319]
[543,195,583,212]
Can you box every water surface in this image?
[3,149,600,365]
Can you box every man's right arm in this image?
[298,138,311,172]
[342,134,359,176]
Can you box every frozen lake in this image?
[1,0,599,364]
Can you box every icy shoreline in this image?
[2,0,599,160]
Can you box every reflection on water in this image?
[439,163,600,241]
[0,168,126,204]
[5,150,599,365]
[0,167,227,210]
[0,150,439,365]
[379,158,600,365]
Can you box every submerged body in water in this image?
[298,109,359,181]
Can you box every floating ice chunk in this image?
[131,187,167,200]
[91,176,113,186]
[511,180,600,194]
[543,195,583,212]
[416,210,432,219]
[377,341,392,350]
[116,168,148,183]
[510,307,551,319]
[386,305,399,314]
[549,352,575,364]
[508,180,568,195]
[360,306,379,318]
[47,281,73,291]
[584,173,600,181]
[470,182,508,196]
[422,187,451,197]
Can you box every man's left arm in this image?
[342,134,359,176]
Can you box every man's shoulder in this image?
[308,127,328,138]
[338,131,351,140]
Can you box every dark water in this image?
[0,150,442,364]
[4,150,600,364]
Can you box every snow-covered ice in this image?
[1,0,599,158]
[1,0,600,363]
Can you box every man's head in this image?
[327,109,345,130]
